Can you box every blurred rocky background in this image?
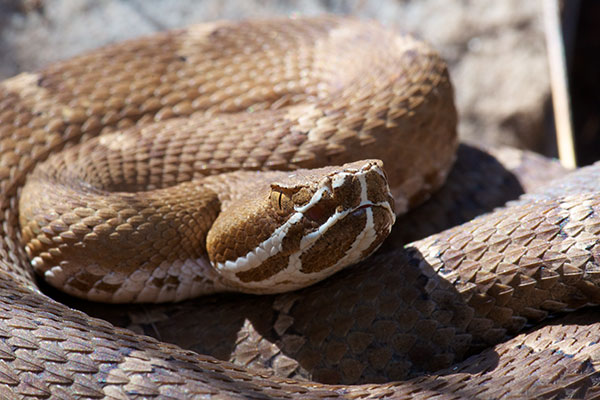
[0,0,596,162]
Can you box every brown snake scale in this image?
[1,15,600,399]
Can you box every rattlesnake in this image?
[2,15,600,399]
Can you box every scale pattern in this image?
[1,15,600,399]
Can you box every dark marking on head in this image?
[300,211,367,273]
[235,252,290,283]
[360,207,394,259]
[366,170,391,205]
[333,175,362,210]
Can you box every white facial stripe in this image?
[332,172,352,189]
[253,209,377,291]
[296,184,332,213]
[358,173,369,204]
[215,212,303,273]
[329,207,378,270]
[215,162,395,291]
[215,172,338,276]
[373,166,387,180]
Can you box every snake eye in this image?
[270,189,294,214]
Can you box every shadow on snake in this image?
[40,144,585,386]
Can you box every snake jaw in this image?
[211,160,395,294]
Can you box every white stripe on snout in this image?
[216,211,303,273]
[215,164,395,291]
[215,179,338,276]
[332,172,352,189]
[359,173,368,204]
[327,207,378,272]
[296,183,331,213]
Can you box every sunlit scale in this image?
[14,15,458,309]
[214,162,395,292]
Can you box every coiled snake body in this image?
[2,15,600,399]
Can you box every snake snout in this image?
[307,159,396,269]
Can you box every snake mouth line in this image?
[356,203,372,210]
[352,202,381,215]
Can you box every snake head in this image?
[206,160,396,293]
